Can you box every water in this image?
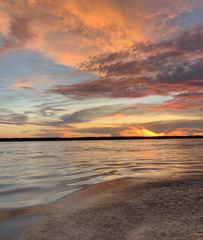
[0,139,202,239]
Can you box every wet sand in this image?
[14,175,203,240]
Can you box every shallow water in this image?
[0,139,202,239]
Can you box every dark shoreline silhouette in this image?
[0,136,202,142]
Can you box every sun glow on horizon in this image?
[120,128,165,137]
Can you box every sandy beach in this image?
[14,175,203,240]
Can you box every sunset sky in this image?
[0,0,202,138]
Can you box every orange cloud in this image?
[165,130,189,136]
[0,0,198,65]
[12,77,47,90]
[194,132,203,136]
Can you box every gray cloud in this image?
[33,129,65,138]
[46,76,153,99]
[78,51,130,74]
[133,24,203,53]
[79,24,203,76]
[154,58,203,84]
[43,103,150,127]
[79,51,182,77]
[71,127,122,136]
[0,16,34,55]
[0,108,28,125]
[47,24,203,100]
[142,120,203,134]
[47,57,203,99]
[47,105,123,126]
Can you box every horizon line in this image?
[0,135,202,142]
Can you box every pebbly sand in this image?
[14,175,203,240]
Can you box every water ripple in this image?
[0,139,202,212]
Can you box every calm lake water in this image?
[0,139,203,239]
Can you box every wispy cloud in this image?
[0,108,28,125]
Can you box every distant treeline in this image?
[0,136,202,142]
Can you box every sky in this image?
[0,0,202,138]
